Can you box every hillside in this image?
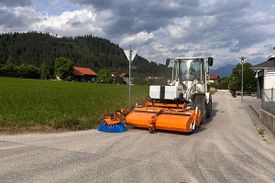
[0,32,169,77]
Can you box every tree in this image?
[217,77,230,89]
[97,69,112,83]
[40,63,50,79]
[0,32,170,80]
[228,77,240,97]
[54,57,73,80]
[229,63,256,95]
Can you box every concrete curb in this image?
[260,109,275,133]
[248,105,259,118]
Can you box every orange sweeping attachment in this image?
[125,103,202,133]
[97,109,129,133]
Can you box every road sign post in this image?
[124,47,137,108]
[239,56,246,101]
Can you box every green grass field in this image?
[0,77,148,131]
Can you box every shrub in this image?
[40,63,51,79]
[54,57,73,80]
[0,63,40,78]
[97,69,112,83]
[16,64,40,78]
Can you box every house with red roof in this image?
[209,74,220,85]
[72,67,97,82]
[119,72,130,84]
[120,72,128,78]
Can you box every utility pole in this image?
[239,56,246,101]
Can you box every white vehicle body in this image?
[149,57,213,104]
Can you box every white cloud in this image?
[31,7,113,37]
[0,0,275,68]
[120,32,154,47]
[0,5,42,32]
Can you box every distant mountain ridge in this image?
[210,64,234,78]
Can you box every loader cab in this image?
[166,57,213,96]
[168,58,205,83]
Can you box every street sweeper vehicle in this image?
[98,57,213,133]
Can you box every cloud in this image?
[0,0,39,32]
[0,6,41,32]
[0,0,31,7]
[69,0,203,35]
[120,32,154,47]
[31,7,113,37]
[0,0,274,68]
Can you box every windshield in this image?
[172,59,203,82]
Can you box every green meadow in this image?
[0,77,148,131]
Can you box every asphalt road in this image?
[1,90,275,183]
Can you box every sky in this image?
[0,0,274,68]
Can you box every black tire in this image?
[206,95,212,118]
[192,122,197,133]
[148,126,155,134]
[192,94,206,124]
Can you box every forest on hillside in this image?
[0,32,170,79]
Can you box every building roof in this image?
[253,58,275,70]
[120,72,128,78]
[73,67,97,76]
[267,55,275,61]
[209,74,219,80]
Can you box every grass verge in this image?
[0,77,148,132]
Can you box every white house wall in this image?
[264,70,275,89]
[262,70,275,102]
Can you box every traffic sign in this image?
[123,48,137,108]
[124,49,137,62]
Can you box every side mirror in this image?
[166,59,170,66]
[208,57,213,66]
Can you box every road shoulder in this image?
[246,104,275,145]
